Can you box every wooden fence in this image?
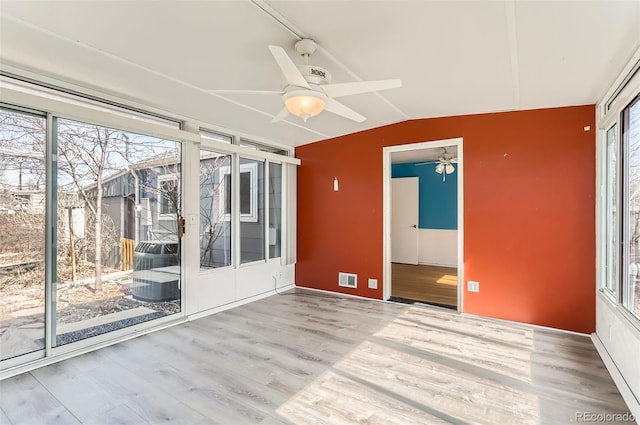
[120,238,135,270]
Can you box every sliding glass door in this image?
[0,106,184,367]
[53,118,183,346]
[0,107,46,362]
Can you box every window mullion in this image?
[45,113,57,355]
[232,154,241,268]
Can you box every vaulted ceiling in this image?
[1,1,639,147]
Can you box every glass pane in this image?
[240,172,251,215]
[224,174,231,215]
[201,130,232,144]
[0,108,46,361]
[605,125,618,295]
[240,157,264,264]
[269,163,282,258]
[55,118,181,346]
[239,138,289,156]
[199,150,231,269]
[623,95,640,318]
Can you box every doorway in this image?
[383,138,463,311]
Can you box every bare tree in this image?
[56,122,132,291]
[199,155,230,268]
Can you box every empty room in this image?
[0,1,639,424]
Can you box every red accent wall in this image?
[295,105,596,334]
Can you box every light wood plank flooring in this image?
[392,263,458,307]
[0,288,631,424]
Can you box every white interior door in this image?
[392,177,419,264]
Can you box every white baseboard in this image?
[294,285,388,302]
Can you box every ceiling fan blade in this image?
[208,89,282,95]
[268,45,310,89]
[271,107,290,123]
[324,98,366,122]
[321,79,402,98]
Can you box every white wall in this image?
[187,259,295,318]
[594,295,640,418]
[418,229,457,268]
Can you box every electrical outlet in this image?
[368,279,378,289]
[468,281,480,292]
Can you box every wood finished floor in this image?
[0,288,631,424]
[392,263,458,307]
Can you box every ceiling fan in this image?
[210,39,401,123]
[415,148,458,181]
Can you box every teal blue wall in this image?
[391,162,457,230]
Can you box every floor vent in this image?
[338,272,357,288]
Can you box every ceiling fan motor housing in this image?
[297,64,332,85]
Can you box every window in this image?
[600,50,640,325]
[240,158,264,264]
[269,162,283,258]
[0,107,46,361]
[199,150,232,269]
[55,117,182,347]
[604,124,619,297]
[219,162,258,222]
[240,138,290,156]
[0,76,297,375]
[622,95,640,318]
[158,174,178,218]
[201,129,232,144]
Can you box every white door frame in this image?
[382,138,464,312]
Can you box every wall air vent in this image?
[338,272,357,288]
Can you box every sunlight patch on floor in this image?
[334,340,539,424]
[276,369,449,425]
[375,306,535,383]
[436,274,458,285]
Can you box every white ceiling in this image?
[1,1,639,148]
[391,146,458,164]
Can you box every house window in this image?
[158,174,178,218]
[240,158,264,264]
[199,150,232,269]
[219,162,258,222]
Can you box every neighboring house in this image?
[3,190,45,214]
[80,152,278,270]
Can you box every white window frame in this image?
[218,162,258,222]
[157,173,179,220]
[0,76,300,380]
[597,48,640,319]
[603,123,620,301]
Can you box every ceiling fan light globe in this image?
[435,163,445,174]
[284,90,327,121]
